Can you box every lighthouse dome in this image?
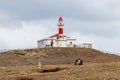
[59,16,63,21]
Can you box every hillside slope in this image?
[0,48,120,66]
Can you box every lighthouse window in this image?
[70,42,72,44]
[57,37,59,39]
[59,36,62,38]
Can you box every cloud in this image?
[0,11,22,28]
[1,0,120,20]
[69,32,120,55]
[0,0,120,55]
[0,16,120,55]
[0,19,54,49]
[64,17,120,37]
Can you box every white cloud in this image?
[64,17,120,37]
[69,32,120,55]
[1,0,120,20]
[0,19,55,50]
[0,17,120,55]
[0,0,120,55]
[0,11,21,28]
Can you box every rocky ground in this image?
[0,48,120,80]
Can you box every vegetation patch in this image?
[33,66,68,73]
[40,68,60,73]
[15,76,33,80]
[39,67,66,73]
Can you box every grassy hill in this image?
[0,48,120,66]
[0,48,120,80]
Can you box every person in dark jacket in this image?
[75,58,83,65]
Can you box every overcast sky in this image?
[0,0,120,55]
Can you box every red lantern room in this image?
[58,16,64,35]
[59,16,63,21]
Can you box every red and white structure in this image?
[37,17,76,48]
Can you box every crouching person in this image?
[75,58,83,65]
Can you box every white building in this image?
[37,17,76,48]
[37,17,92,48]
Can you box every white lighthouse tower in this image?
[58,16,64,37]
[37,16,76,48]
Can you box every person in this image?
[38,61,42,69]
[75,58,83,65]
[51,39,54,47]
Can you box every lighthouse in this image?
[58,16,64,35]
[37,17,76,48]
[37,16,92,48]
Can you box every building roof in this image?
[49,33,59,38]
[49,33,70,38]
[37,38,76,42]
[59,16,63,21]
[37,33,74,42]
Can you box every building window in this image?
[46,45,50,47]
[59,36,62,38]
[57,37,59,39]
[70,42,72,44]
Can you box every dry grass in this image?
[0,62,119,80]
[0,48,120,67]
[0,48,120,80]
[14,77,33,80]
